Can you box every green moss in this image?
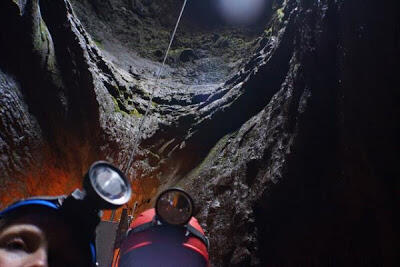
[264,27,273,36]
[39,19,47,41]
[93,39,104,49]
[113,97,142,117]
[111,97,125,115]
[183,133,233,182]
[32,18,48,50]
[111,96,118,106]
[112,97,122,113]
[130,108,143,117]
[277,7,285,23]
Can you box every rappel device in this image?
[0,161,132,267]
[113,188,210,267]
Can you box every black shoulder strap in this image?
[128,221,154,235]
[186,224,210,249]
[127,218,210,249]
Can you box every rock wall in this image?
[0,0,399,265]
[181,0,399,265]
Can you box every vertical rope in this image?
[124,0,188,178]
[111,0,188,223]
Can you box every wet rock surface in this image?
[0,70,43,190]
[181,1,400,265]
[0,0,399,266]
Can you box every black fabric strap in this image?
[128,221,154,235]
[185,224,210,249]
[128,219,209,249]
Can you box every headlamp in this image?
[155,188,194,226]
[84,161,132,209]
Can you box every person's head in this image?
[0,200,95,267]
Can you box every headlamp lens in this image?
[155,189,193,225]
[92,166,126,200]
[88,162,131,207]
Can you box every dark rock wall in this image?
[0,0,399,265]
[0,0,121,204]
[182,0,399,266]
[0,0,168,212]
[0,70,43,196]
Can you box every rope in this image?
[124,0,188,179]
[110,1,188,223]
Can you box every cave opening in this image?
[70,0,274,94]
